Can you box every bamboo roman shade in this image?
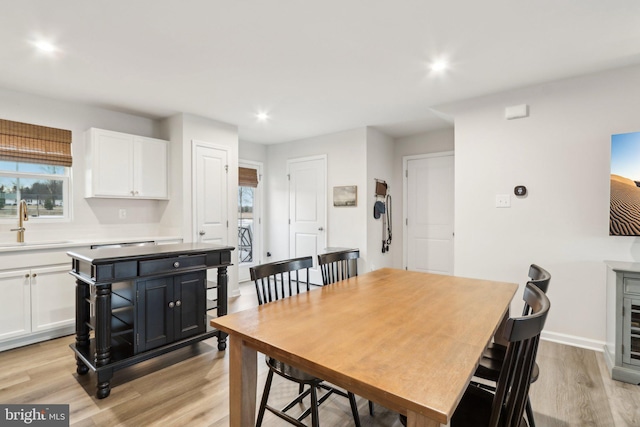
[0,119,72,167]
[239,167,258,187]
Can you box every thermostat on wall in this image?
[514,185,527,196]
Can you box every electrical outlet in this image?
[495,194,511,208]
[119,209,127,219]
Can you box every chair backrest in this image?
[250,256,313,305]
[522,264,551,315]
[490,283,550,427]
[317,249,360,285]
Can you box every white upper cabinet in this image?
[85,128,169,199]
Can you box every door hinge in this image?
[287,174,290,181]
[406,218,408,226]
[288,219,291,225]
[259,218,261,224]
[622,344,624,354]
[227,220,229,227]
[405,169,408,178]
[225,164,229,173]
[622,306,625,317]
[136,290,139,301]
[136,333,139,346]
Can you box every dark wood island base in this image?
[68,242,234,399]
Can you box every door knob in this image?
[168,302,175,308]
[318,227,324,231]
[199,230,206,236]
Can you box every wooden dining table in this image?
[211,268,518,427]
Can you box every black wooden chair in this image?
[251,256,362,427]
[402,282,550,427]
[318,249,359,285]
[473,264,551,427]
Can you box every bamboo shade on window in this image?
[0,119,72,167]
[239,167,258,187]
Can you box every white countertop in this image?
[0,235,182,253]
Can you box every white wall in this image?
[265,128,367,266]
[392,128,455,268]
[442,64,640,350]
[239,140,268,165]
[0,87,169,241]
[164,113,240,294]
[366,128,395,272]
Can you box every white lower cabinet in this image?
[0,269,31,341]
[31,265,75,333]
[0,264,74,350]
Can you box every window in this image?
[238,166,259,265]
[0,119,72,221]
[0,161,69,219]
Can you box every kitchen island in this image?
[68,242,234,398]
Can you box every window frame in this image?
[0,165,72,223]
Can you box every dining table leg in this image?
[406,410,441,427]
[229,334,257,427]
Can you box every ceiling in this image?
[1,1,639,144]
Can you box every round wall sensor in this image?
[514,185,527,196]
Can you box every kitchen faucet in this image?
[10,200,28,242]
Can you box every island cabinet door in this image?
[136,277,174,353]
[136,272,207,353]
[174,272,206,340]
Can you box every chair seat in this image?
[476,343,539,384]
[266,356,320,383]
[451,384,528,427]
[399,385,528,427]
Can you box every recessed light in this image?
[33,40,57,53]
[256,112,270,122]
[429,59,448,73]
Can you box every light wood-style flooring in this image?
[1,282,639,426]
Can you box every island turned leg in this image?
[216,266,229,351]
[94,284,112,398]
[75,279,90,375]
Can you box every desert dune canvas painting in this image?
[610,132,640,235]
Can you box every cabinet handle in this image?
[130,190,135,195]
[32,273,37,278]
[173,261,180,268]
[25,274,30,278]
[176,300,181,307]
[168,301,175,308]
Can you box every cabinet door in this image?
[174,272,206,340]
[88,129,135,197]
[0,269,31,341]
[31,265,75,333]
[134,136,168,199]
[136,277,174,352]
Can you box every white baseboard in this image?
[541,330,605,353]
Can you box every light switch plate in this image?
[496,194,511,208]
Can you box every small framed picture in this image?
[333,185,357,207]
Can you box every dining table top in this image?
[211,267,518,426]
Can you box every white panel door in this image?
[288,156,326,284]
[193,142,228,245]
[406,154,454,274]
